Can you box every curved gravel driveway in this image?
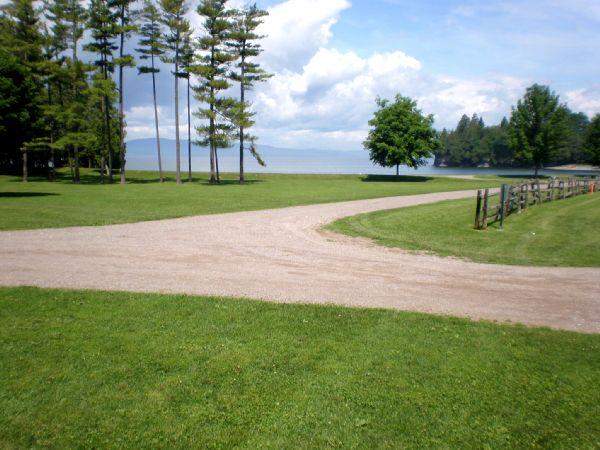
[1,189,598,332]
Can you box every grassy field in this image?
[329,192,600,267]
[0,169,503,230]
[1,287,598,448]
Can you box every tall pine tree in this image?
[159,0,190,184]
[193,0,235,184]
[227,3,271,184]
[137,0,165,182]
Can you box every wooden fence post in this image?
[474,190,482,229]
[517,184,523,213]
[560,180,565,199]
[524,182,529,209]
[482,188,489,230]
[537,180,543,205]
[499,184,507,229]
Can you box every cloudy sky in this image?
[120,0,600,150]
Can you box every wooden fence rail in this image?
[474,176,599,230]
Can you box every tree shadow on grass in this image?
[361,175,433,183]
[0,192,59,198]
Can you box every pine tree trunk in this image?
[151,56,163,183]
[175,57,181,184]
[396,164,399,176]
[22,149,27,183]
[215,148,220,182]
[74,145,80,184]
[209,101,216,184]
[239,59,245,184]
[100,156,105,184]
[187,76,191,182]
[118,18,126,185]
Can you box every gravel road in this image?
[1,189,598,332]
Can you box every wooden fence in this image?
[474,176,600,230]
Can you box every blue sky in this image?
[119,0,600,150]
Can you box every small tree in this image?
[508,84,569,177]
[364,95,437,175]
[587,114,600,167]
[227,3,271,184]
[137,0,165,182]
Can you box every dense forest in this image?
[0,0,269,184]
[435,108,596,169]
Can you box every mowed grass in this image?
[1,287,598,448]
[0,169,502,230]
[329,192,600,267]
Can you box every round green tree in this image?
[364,95,438,175]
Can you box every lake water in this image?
[126,139,600,178]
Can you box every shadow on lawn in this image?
[41,171,266,185]
[361,175,433,183]
[0,192,59,198]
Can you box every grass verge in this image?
[0,169,503,230]
[1,287,598,448]
[329,192,600,267]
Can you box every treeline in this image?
[0,0,269,184]
[434,87,600,170]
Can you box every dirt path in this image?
[1,189,598,332]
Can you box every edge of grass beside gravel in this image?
[328,191,600,267]
[0,169,505,230]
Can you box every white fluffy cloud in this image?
[258,0,351,71]
[565,87,600,118]
[129,0,598,151]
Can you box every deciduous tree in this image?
[364,95,437,175]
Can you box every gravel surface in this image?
[1,189,598,332]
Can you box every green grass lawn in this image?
[0,287,598,448]
[0,169,503,230]
[329,192,600,267]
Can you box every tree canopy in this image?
[364,95,437,175]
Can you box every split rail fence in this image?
[474,176,600,230]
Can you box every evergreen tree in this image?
[137,0,165,182]
[159,0,190,185]
[111,0,137,184]
[85,0,119,182]
[227,3,271,184]
[179,32,194,182]
[193,0,235,184]
[0,0,45,175]
[508,84,569,177]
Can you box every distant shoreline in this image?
[546,164,600,171]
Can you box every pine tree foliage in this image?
[227,3,271,182]
[159,0,190,184]
[192,0,236,184]
[137,0,165,181]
